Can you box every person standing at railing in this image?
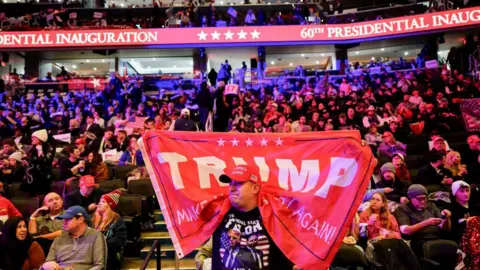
[238,62,247,89]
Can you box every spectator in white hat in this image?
[172,108,198,132]
[362,105,384,129]
[24,129,55,195]
[449,181,480,243]
[0,151,25,185]
[392,153,411,182]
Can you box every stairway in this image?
[121,210,198,270]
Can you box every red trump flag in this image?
[138,130,375,269]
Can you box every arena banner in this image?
[138,130,375,269]
[1,7,480,49]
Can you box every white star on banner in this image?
[245,138,253,147]
[211,31,221,40]
[260,138,268,147]
[224,30,234,40]
[275,137,284,146]
[250,29,261,39]
[198,31,208,40]
[217,138,225,146]
[91,78,101,88]
[231,138,239,147]
[237,30,247,39]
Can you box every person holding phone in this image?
[28,192,65,255]
[360,192,401,241]
[394,184,451,258]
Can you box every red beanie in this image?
[101,189,121,209]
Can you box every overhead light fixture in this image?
[148,66,151,69]
[321,53,325,56]
[120,3,124,7]
[381,48,385,51]
[102,59,105,63]
[404,52,409,55]
[371,57,375,60]
[130,59,134,62]
[356,51,359,54]
[289,63,293,66]
[270,61,275,65]
[316,61,319,64]
[93,67,97,71]
[301,54,305,57]
[173,65,176,68]
[86,60,90,63]
[152,58,156,61]
[72,65,77,69]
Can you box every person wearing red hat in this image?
[91,189,127,270]
[196,165,297,270]
[75,138,88,158]
[64,175,105,213]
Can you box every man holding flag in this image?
[203,165,296,270]
[138,130,374,270]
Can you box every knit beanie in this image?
[380,162,396,175]
[101,189,121,209]
[32,129,48,143]
[8,151,23,162]
[407,184,428,199]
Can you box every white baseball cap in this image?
[452,180,470,196]
[181,108,190,116]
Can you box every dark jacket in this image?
[104,217,127,253]
[0,163,25,185]
[64,189,105,211]
[22,143,55,195]
[103,217,127,270]
[88,137,117,154]
[173,118,198,131]
[373,239,422,270]
[415,164,452,190]
[374,178,409,203]
[81,123,101,138]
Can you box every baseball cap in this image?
[79,175,96,188]
[452,180,470,196]
[56,205,88,220]
[75,138,86,145]
[181,108,190,116]
[219,165,260,185]
[392,153,405,161]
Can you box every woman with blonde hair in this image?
[92,190,127,270]
[444,151,468,180]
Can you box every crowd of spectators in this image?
[1,0,469,31]
[1,54,480,269]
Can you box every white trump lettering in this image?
[157,152,187,189]
[315,157,358,198]
[276,159,320,192]
[193,156,228,189]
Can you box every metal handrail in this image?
[140,240,162,270]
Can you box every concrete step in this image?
[154,209,164,221]
[121,257,196,270]
[154,220,167,231]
